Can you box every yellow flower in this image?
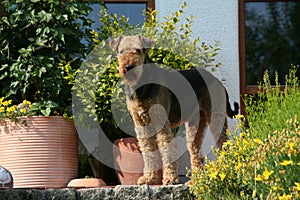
[20,108,27,114]
[295,182,300,191]
[22,100,32,105]
[2,100,12,106]
[280,160,293,166]
[219,172,226,181]
[262,167,274,180]
[0,107,4,113]
[235,114,244,119]
[0,97,4,105]
[278,194,292,200]
[236,162,242,171]
[272,186,284,191]
[254,138,263,144]
[6,105,17,113]
[289,142,295,150]
[223,140,231,146]
[255,174,263,181]
[208,170,218,179]
[242,179,247,185]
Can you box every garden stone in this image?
[78,188,115,200]
[0,188,77,200]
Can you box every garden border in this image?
[0,185,194,200]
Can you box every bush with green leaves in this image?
[0,0,94,116]
[190,67,300,200]
[73,2,221,140]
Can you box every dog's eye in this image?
[135,49,142,54]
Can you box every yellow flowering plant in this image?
[249,116,300,199]
[189,67,300,199]
[0,97,60,123]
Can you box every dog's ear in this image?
[139,36,152,51]
[110,36,123,53]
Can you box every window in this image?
[89,3,147,30]
[100,0,155,11]
[239,0,300,97]
[89,0,155,29]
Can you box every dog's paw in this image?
[137,175,159,185]
[162,176,179,185]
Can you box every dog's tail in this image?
[226,90,239,118]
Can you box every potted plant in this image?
[73,3,221,185]
[0,98,79,188]
[0,0,95,188]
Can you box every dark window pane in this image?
[245,2,300,85]
[89,3,146,31]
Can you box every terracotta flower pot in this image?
[0,116,78,188]
[113,137,162,185]
[67,178,106,188]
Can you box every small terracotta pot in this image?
[0,116,78,188]
[113,137,162,185]
[67,178,106,188]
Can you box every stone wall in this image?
[0,185,194,200]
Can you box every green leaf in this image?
[31,0,40,2]
[41,107,51,116]
[37,10,52,22]
[0,71,8,80]
[38,67,46,77]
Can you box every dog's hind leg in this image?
[185,112,208,171]
[210,116,229,150]
[156,122,179,185]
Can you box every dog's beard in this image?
[124,65,143,86]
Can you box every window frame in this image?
[238,0,299,113]
[98,0,155,11]
[0,1,155,16]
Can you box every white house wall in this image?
[156,0,240,108]
[156,0,240,179]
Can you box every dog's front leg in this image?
[136,135,161,185]
[133,109,161,185]
[156,124,179,185]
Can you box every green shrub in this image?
[0,0,93,115]
[190,67,300,200]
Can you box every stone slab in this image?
[0,185,194,200]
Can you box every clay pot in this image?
[0,116,78,188]
[67,178,106,188]
[113,137,162,185]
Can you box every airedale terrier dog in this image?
[110,35,239,185]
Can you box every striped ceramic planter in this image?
[0,116,78,188]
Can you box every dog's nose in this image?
[125,64,135,71]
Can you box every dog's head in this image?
[110,35,152,80]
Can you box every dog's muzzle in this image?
[125,64,135,72]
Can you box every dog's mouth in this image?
[123,64,143,85]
